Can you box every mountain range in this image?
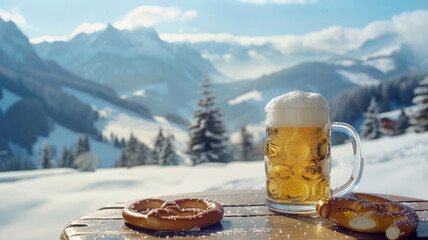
[34,25,230,117]
[0,18,187,169]
[33,23,428,129]
[213,37,427,128]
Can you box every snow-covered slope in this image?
[5,85,188,168]
[0,88,21,112]
[336,70,380,86]
[32,124,121,168]
[1,131,427,239]
[62,87,189,151]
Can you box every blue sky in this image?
[0,0,427,39]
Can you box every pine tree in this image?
[135,142,151,166]
[75,135,90,157]
[125,134,141,167]
[380,84,391,113]
[393,106,410,136]
[159,134,179,166]
[361,97,382,139]
[74,152,99,171]
[115,133,151,168]
[152,128,165,164]
[115,151,127,168]
[83,135,90,152]
[239,123,255,161]
[412,76,428,132]
[188,76,229,164]
[40,142,54,169]
[60,147,74,168]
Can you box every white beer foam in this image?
[265,90,329,110]
[265,91,330,127]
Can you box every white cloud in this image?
[0,8,28,28]
[113,6,196,30]
[160,10,428,55]
[30,22,107,44]
[239,0,317,4]
[159,32,270,45]
[181,10,197,21]
[31,5,198,44]
[71,22,107,37]
[391,10,428,47]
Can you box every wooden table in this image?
[61,190,428,239]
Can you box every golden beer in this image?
[265,91,363,214]
[265,127,330,204]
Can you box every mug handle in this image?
[331,122,364,197]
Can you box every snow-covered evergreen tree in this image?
[393,106,410,136]
[152,128,165,164]
[59,147,74,168]
[75,135,90,156]
[380,84,391,113]
[115,133,151,168]
[188,76,230,164]
[74,152,99,171]
[115,151,127,168]
[159,134,179,166]
[40,142,54,168]
[412,76,428,132]
[239,123,255,161]
[361,97,382,139]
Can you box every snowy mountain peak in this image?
[127,26,160,42]
[0,17,44,69]
[90,24,133,49]
[0,18,26,39]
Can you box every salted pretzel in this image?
[122,198,224,231]
[316,193,419,240]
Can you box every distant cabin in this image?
[380,117,395,135]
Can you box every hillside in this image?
[330,73,425,130]
[214,59,413,129]
[0,18,189,169]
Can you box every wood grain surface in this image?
[61,190,428,240]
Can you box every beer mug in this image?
[264,91,363,214]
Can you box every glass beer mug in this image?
[264,91,363,214]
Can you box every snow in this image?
[330,59,356,67]
[378,105,419,121]
[362,58,395,74]
[336,70,380,86]
[361,45,401,61]
[0,88,21,112]
[62,87,189,151]
[1,131,428,239]
[32,123,121,168]
[228,90,263,105]
[132,89,146,97]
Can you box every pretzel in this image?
[122,198,224,231]
[316,193,419,240]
